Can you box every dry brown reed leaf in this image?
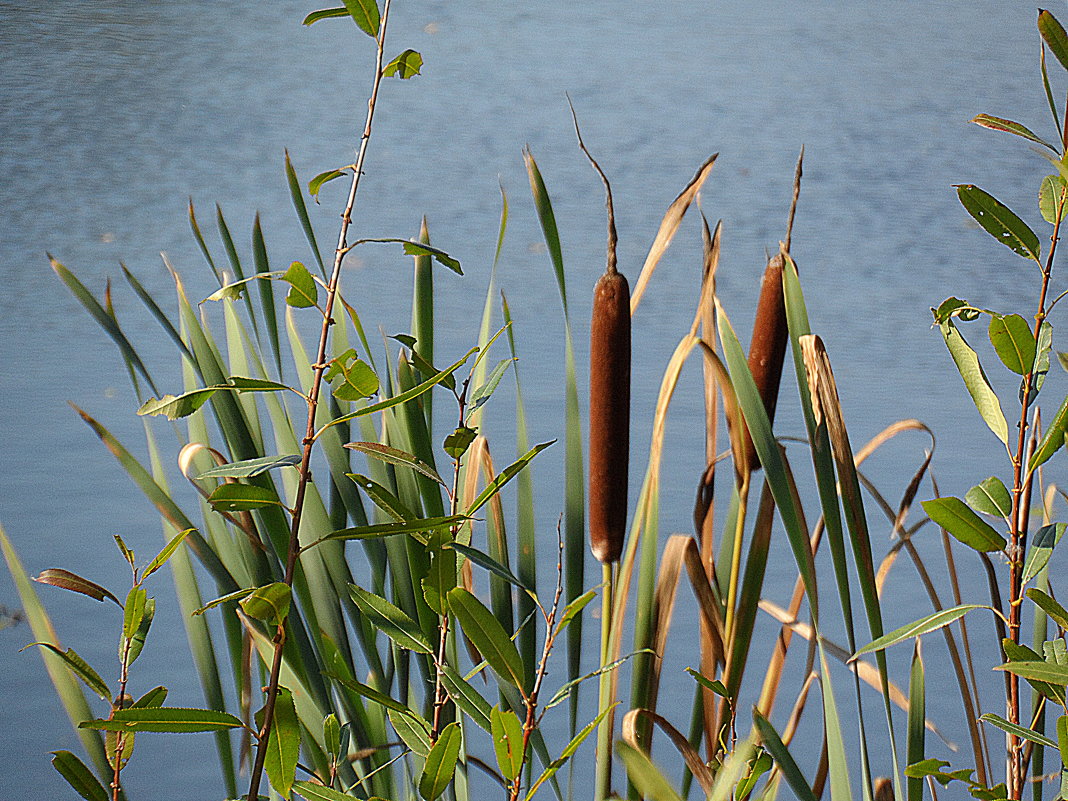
[695,215,722,556]
[622,708,715,794]
[854,419,935,467]
[758,599,956,749]
[697,340,751,482]
[629,154,718,313]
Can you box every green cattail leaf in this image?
[907,642,926,801]
[753,711,819,801]
[956,185,1041,262]
[922,497,1007,552]
[283,150,326,276]
[613,740,684,801]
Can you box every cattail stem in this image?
[595,562,616,801]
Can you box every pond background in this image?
[0,1,1060,797]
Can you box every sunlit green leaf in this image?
[448,587,525,689]
[384,49,422,79]
[419,722,461,800]
[438,665,493,732]
[923,497,1007,552]
[964,476,1012,518]
[332,358,379,402]
[81,707,244,733]
[142,529,192,579]
[352,238,462,274]
[1027,588,1068,629]
[308,169,348,201]
[344,442,445,485]
[389,708,431,756]
[51,751,108,801]
[956,184,1041,261]
[126,596,154,664]
[525,706,611,800]
[349,583,433,653]
[1040,9,1068,72]
[259,687,299,799]
[853,604,989,657]
[443,426,477,459]
[1041,174,1068,223]
[123,586,147,641]
[25,644,110,701]
[324,515,467,543]
[1030,391,1068,471]
[613,740,684,801]
[132,686,168,709]
[302,8,349,25]
[491,706,525,781]
[343,0,380,36]
[465,441,555,516]
[195,455,301,480]
[995,660,1068,686]
[980,713,1057,749]
[292,781,354,801]
[137,388,217,420]
[988,313,1036,375]
[283,261,318,308]
[1023,523,1065,583]
[239,583,291,625]
[207,484,285,512]
[467,358,514,416]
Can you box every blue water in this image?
[0,1,1060,797]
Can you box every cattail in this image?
[589,265,631,563]
[570,98,631,563]
[742,254,789,468]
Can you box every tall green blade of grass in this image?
[251,213,284,380]
[907,641,926,801]
[214,204,260,338]
[781,257,876,798]
[524,149,585,739]
[412,217,434,428]
[0,526,112,784]
[284,150,327,279]
[144,422,237,797]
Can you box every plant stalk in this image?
[245,5,394,797]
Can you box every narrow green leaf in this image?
[132,686,168,708]
[302,8,349,25]
[308,169,348,200]
[346,473,415,522]
[283,261,318,308]
[1058,713,1068,766]
[1027,588,1068,629]
[544,654,643,709]
[352,238,462,274]
[996,661,1068,685]
[51,751,109,801]
[207,483,285,512]
[349,583,433,653]
[123,586,148,640]
[853,604,989,657]
[980,713,1057,749]
[81,707,244,733]
[262,687,300,799]
[467,358,514,416]
[448,587,524,689]
[326,672,411,717]
[957,184,1041,261]
[922,497,1007,552]
[526,706,611,800]
[1041,175,1068,223]
[965,476,1012,518]
[439,665,493,732]
[613,741,684,801]
[114,535,135,567]
[1040,9,1068,71]
[284,150,326,276]
[389,708,432,756]
[195,455,301,480]
[345,441,446,485]
[383,49,422,78]
[685,667,730,700]
[971,114,1059,151]
[26,644,110,701]
[137,388,218,419]
[228,376,293,392]
[142,528,192,579]
[323,714,340,758]
[465,441,555,516]
[33,568,121,607]
[753,711,819,801]
[907,642,926,801]
[1023,523,1065,583]
[491,706,526,781]
[1006,639,1066,704]
[343,0,380,36]
[556,587,597,636]
[449,543,530,592]
[1030,392,1068,471]
[125,597,154,665]
[419,721,461,801]
[293,782,354,801]
[192,587,256,616]
[989,313,1037,375]
[239,583,291,625]
[939,318,1008,443]
[324,515,467,543]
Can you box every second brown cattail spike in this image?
[572,99,630,564]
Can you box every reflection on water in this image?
[0,1,1054,796]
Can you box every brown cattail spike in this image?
[589,268,631,563]
[570,97,631,563]
[742,254,789,468]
